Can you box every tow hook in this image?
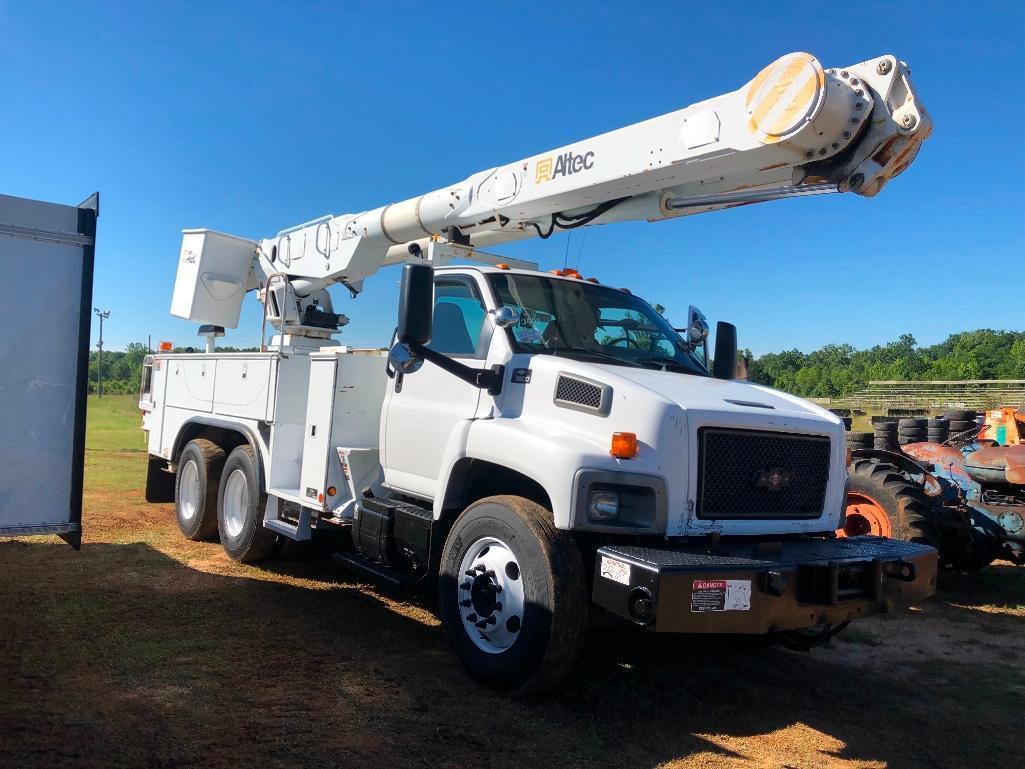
[882,559,917,582]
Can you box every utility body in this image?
[142,52,936,690]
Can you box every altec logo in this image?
[535,150,595,183]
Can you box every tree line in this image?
[746,330,1025,398]
[87,330,1025,397]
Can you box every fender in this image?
[851,448,945,498]
[170,417,268,493]
[454,418,617,529]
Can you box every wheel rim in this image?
[840,493,893,538]
[223,469,248,539]
[456,536,526,654]
[178,460,200,523]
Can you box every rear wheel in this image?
[438,495,587,694]
[217,445,276,563]
[842,459,941,548]
[174,439,225,540]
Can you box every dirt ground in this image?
[2,446,1024,768]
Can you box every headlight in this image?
[588,490,620,521]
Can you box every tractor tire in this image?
[846,431,873,445]
[174,438,225,540]
[844,459,942,548]
[217,445,277,563]
[948,420,975,432]
[926,430,948,442]
[927,418,949,428]
[898,428,927,437]
[438,495,588,694]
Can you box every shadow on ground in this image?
[1,538,1021,769]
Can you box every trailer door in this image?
[0,192,98,548]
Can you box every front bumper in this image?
[592,536,937,633]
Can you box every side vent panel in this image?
[553,373,611,416]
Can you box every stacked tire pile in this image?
[942,409,978,442]
[896,418,928,446]
[926,417,950,444]
[873,421,898,450]
[846,430,872,451]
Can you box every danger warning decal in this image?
[690,579,752,612]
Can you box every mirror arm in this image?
[409,344,505,395]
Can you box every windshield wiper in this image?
[634,356,696,372]
[540,346,646,368]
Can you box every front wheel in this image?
[438,495,587,694]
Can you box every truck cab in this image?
[384,264,847,540]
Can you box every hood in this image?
[585,364,840,427]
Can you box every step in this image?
[331,551,413,588]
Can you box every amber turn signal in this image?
[610,432,638,459]
[158,341,173,352]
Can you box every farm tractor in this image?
[842,407,1025,570]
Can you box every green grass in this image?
[85,395,147,493]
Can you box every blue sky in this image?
[2,1,1022,355]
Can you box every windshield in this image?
[487,273,708,375]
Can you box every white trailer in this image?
[1,191,98,549]
[142,53,937,691]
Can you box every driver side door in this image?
[381,274,492,498]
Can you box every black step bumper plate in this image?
[592,536,937,633]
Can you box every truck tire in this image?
[845,460,941,548]
[438,495,587,694]
[174,439,225,540]
[217,445,276,563]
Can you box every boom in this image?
[171,51,930,335]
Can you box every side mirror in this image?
[712,321,737,380]
[388,341,424,375]
[492,306,521,328]
[397,263,434,345]
[686,306,709,346]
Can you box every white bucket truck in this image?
[142,53,937,691]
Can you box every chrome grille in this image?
[696,428,830,519]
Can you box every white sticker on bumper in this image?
[599,555,631,585]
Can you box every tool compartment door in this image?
[0,192,98,548]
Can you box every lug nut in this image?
[467,613,478,623]
[495,602,502,611]
[460,581,472,591]
[901,114,917,129]
[460,599,472,608]
[840,70,849,79]
[877,59,892,75]
[851,78,860,86]
[842,130,851,139]
[855,102,864,111]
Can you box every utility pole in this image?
[93,308,110,397]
